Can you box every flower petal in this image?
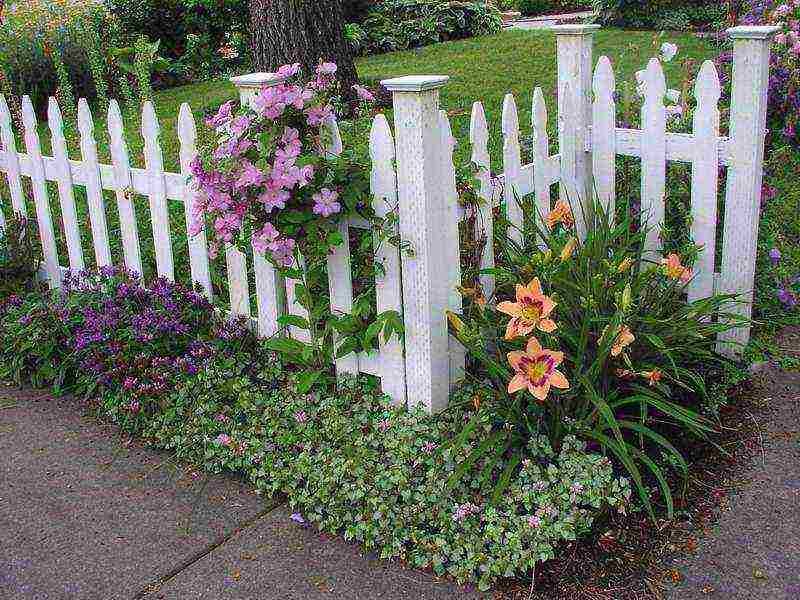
[531,381,550,402]
[527,277,543,297]
[497,301,521,317]
[526,337,543,355]
[507,351,525,370]
[550,370,569,390]
[538,318,557,333]
[508,373,528,394]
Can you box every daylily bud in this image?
[446,311,465,333]
[560,237,577,261]
[621,284,632,310]
[542,249,553,263]
[618,257,634,273]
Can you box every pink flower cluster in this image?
[189,62,375,267]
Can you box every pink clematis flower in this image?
[312,188,341,217]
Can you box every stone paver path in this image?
[505,11,594,30]
[664,365,800,599]
[0,387,481,600]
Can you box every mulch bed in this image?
[494,372,767,600]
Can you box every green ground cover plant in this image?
[0,267,630,590]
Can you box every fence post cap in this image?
[381,75,449,93]
[726,25,781,40]
[550,24,601,35]
[229,72,288,89]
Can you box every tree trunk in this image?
[249,0,358,94]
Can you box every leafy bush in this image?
[594,0,726,30]
[356,0,503,55]
[0,0,121,112]
[519,0,590,17]
[447,193,745,519]
[0,268,630,590]
[106,0,248,63]
[0,214,41,298]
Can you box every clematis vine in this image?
[189,61,377,267]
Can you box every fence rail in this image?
[0,25,779,414]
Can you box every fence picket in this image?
[253,249,284,338]
[369,114,406,405]
[640,58,667,258]
[47,98,84,272]
[0,95,26,218]
[21,97,60,287]
[440,110,466,384]
[107,100,143,277]
[592,56,617,217]
[325,115,358,375]
[225,244,251,318]
[177,103,212,297]
[502,93,524,243]
[77,99,113,269]
[469,101,495,301]
[689,61,722,302]
[531,87,551,228]
[559,80,581,238]
[141,101,174,280]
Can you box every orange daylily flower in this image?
[546,200,575,230]
[507,337,570,402]
[662,253,692,284]
[497,278,557,340]
[642,369,662,386]
[610,325,635,357]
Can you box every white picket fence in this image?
[0,25,778,414]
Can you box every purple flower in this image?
[215,433,232,446]
[527,515,542,528]
[353,84,375,103]
[311,188,341,217]
[290,512,305,523]
[293,410,308,424]
[770,248,782,266]
[421,441,438,454]
[377,418,391,432]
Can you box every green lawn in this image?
[137,28,716,171]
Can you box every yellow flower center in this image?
[525,358,549,385]
[520,302,542,323]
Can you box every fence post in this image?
[553,24,600,238]
[382,75,451,414]
[230,72,289,338]
[717,25,779,355]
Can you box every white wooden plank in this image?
[47,98,84,272]
[141,101,174,280]
[177,103,212,296]
[592,56,616,217]
[107,100,143,277]
[559,80,582,239]
[531,87,551,228]
[323,114,358,374]
[77,99,112,269]
[369,113,406,406]
[717,30,775,353]
[689,61,721,302]
[469,101,495,301]
[21,97,60,288]
[225,243,251,318]
[0,95,27,216]
[253,248,284,338]
[603,129,732,165]
[640,58,667,258]
[502,93,524,244]
[439,110,466,385]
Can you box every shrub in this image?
[519,0,590,17]
[594,0,727,30]
[0,214,41,298]
[356,0,503,55]
[0,0,121,112]
[447,193,746,520]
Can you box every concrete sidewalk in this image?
[0,387,482,600]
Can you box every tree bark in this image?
[249,0,358,93]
